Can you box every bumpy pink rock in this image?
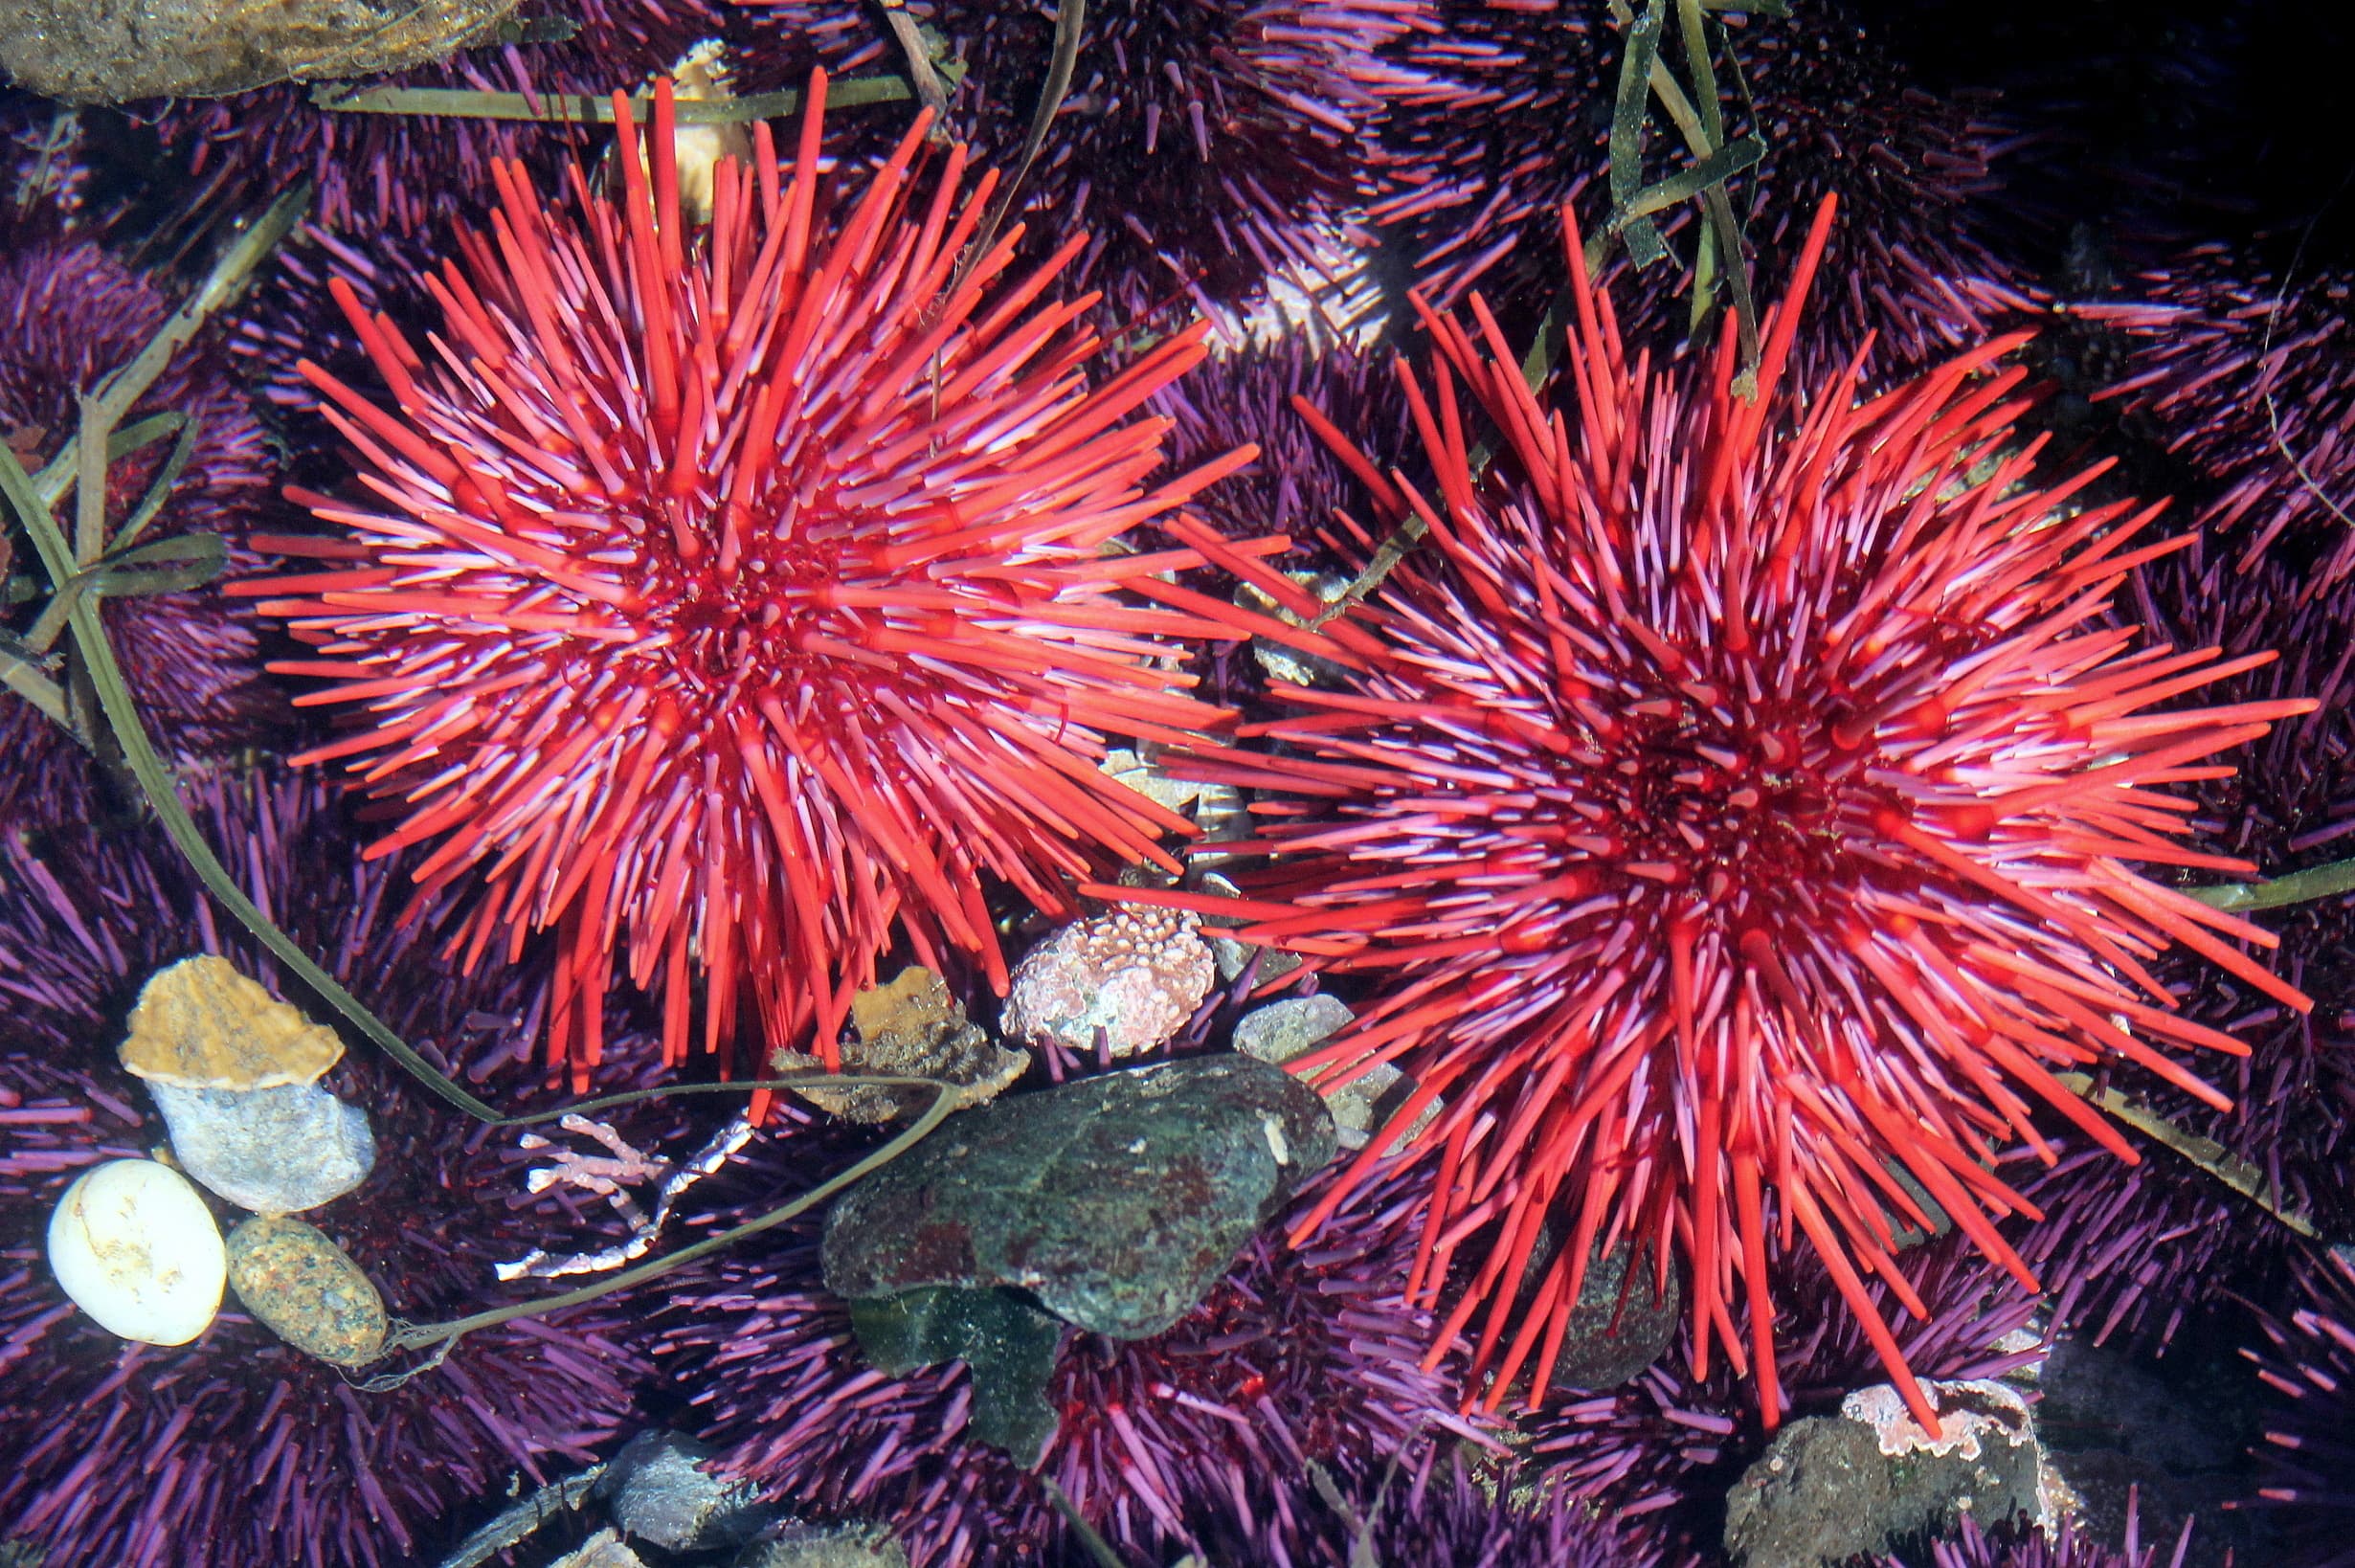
[1001,907,1216,1057]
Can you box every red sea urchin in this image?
[239,77,1289,1092]
[1131,197,2315,1434]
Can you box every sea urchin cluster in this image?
[1133,196,2313,1434]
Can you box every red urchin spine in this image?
[1111,197,2316,1435]
[237,74,1287,1096]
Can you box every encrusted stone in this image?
[739,1522,910,1568]
[149,1078,374,1215]
[550,1531,645,1568]
[1099,748,1246,840]
[1724,1378,2052,1568]
[119,954,342,1090]
[822,1055,1335,1339]
[0,0,522,102]
[225,1216,387,1366]
[596,1430,772,1552]
[1000,907,1215,1058]
[47,1157,225,1346]
[773,967,1024,1123]
[1232,994,1438,1155]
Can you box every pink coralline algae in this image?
[1001,905,1219,1058]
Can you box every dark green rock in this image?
[849,1287,1065,1466]
[1550,1238,1680,1389]
[821,1055,1335,1340]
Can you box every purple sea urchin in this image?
[2084,247,2355,588]
[658,1139,1481,1567]
[1146,340,1408,555]
[0,769,656,1568]
[0,240,274,824]
[1373,0,2037,377]
[732,0,1419,305]
[1305,1449,1671,1567]
[1882,1499,2197,1568]
[2247,1243,2355,1561]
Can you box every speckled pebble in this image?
[225,1216,387,1367]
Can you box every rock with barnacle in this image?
[821,1056,1334,1339]
[771,967,1024,1124]
[120,956,374,1214]
[46,1157,227,1345]
[1000,907,1216,1058]
[0,0,521,101]
[224,1215,387,1367]
[1724,1379,2056,1568]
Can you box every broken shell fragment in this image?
[119,954,344,1090]
[47,1157,227,1345]
[225,1216,388,1367]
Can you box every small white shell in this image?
[47,1157,227,1345]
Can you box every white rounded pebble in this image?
[47,1157,227,1345]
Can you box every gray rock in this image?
[1232,995,1438,1155]
[596,1431,772,1552]
[822,1055,1336,1339]
[1239,572,1355,689]
[149,1080,373,1215]
[1548,1239,1679,1390]
[1724,1379,2050,1567]
[1197,871,1303,985]
[549,1532,644,1568]
[2035,1335,2281,1568]
[737,1522,909,1568]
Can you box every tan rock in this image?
[225,1216,387,1367]
[119,956,343,1090]
[774,967,1025,1124]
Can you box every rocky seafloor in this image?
[1,2,2353,1566]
